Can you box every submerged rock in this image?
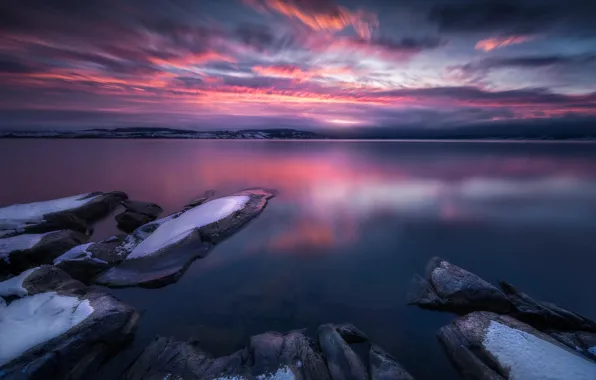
[121,323,414,380]
[0,230,88,274]
[0,192,127,238]
[115,200,163,233]
[437,311,596,380]
[96,188,275,288]
[0,265,139,380]
[407,257,513,314]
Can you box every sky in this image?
[1,0,596,132]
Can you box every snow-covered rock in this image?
[438,312,596,380]
[121,323,412,380]
[95,189,275,288]
[0,230,88,273]
[0,191,127,238]
[0,265,138,380]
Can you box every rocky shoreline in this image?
[1,191,595,379]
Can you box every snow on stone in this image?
[214,367,295,380]
[0,232,54,262]
[0,193,99,221]
[0,291,94,366]
[54,243,107,265]
[0,267,40,297]
[589,347,596,356]
[482,320,596,380]
[0,297,5,308]
[127,196,250,259]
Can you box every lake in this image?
[1,139,596,379]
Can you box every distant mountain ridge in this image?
[0,128,324,139]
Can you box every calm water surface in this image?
[1,139,596,379]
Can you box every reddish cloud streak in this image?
[475,35,533,52]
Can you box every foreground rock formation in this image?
[94,188,275,288]
[121,323,414,380]
[409,257,596,379]
[0,265,139,380]
[0,192,127,238]
[115,200,163,233]
[438,312,596,380]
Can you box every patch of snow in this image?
[482,320,596,380]
[54,243,107,265]
[114,212,182,257]
[257,367,295,380]
[0,267,41,297]
[588,347,596,356]
[0,232,54,262]
[0,193,100,221]
[0,291,94,366]
[0,297,5,308]
[103,236,120,243]
[127,196,250,259]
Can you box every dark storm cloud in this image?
[429,0,596,35]
[0,56,39,73]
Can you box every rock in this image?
[121,200,163,218]
[95,188,275,288]
[0,192,127,238]
[122,323,413,380]
[437,311,596,380]
[115,200,163,233]
[0,265,139,380]
[122,329,329,380]
[184,190,216,211]
[407,257,513,314]
[370,345,415,380]
[115,211,153,233]
[53,235,128,282]
[1,230,89,274]
[409,258,596,334]
[500,281,596,332]
[318,324,368,380]
[546,330,596,360]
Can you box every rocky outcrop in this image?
[407,257,513,314]
[121,323,414,380]
[0,265,139,380]
[408,257,596,334]
[95,189,275,288]
[437,312,596,380]
[1,230,88,274]
[115,200,163,233]
[0,192,127,238]
[53,235,127,282]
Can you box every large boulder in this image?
[437,311,596,380]
[408,258,596,334]
[0,192,128,238]
[407,257,513,314]
[115,200,163,233]
[121,323,414,380]
[1,230,88,274]
[96,188,275,288]
[0,265,139,380]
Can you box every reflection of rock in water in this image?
[0,265,138,380]
[122,323,414,380]
[410,257,596,379]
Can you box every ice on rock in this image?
[127,196,250,259]
[54,243,107,265]
[214,367,295,380]
[482,321,596,380]
[0,232,54,262]
[0,193,99,221]
[0,291,94,366]
[0,267,40,297]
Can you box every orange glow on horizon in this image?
[475,35,533,52]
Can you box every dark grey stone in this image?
[369,345,414,380]
[115,211,153,233]
[1,230,89,274]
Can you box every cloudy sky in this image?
[1,0,596,131]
